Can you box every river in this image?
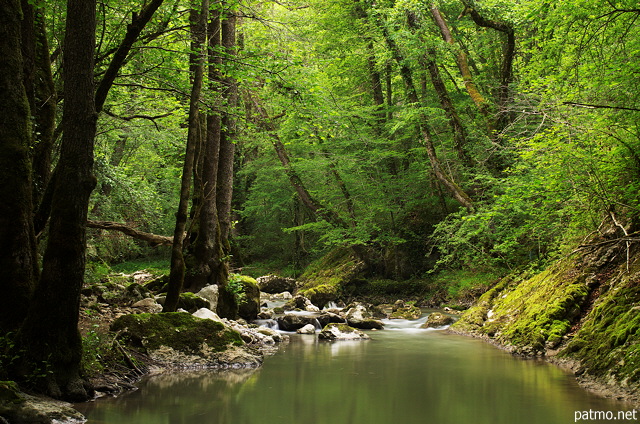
[76,316,631,424]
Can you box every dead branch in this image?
[87,219,172,247]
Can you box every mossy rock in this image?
[421,312,455,328]
[390,305,422,320]
[234,275,261,321]
[298,284,339,309]
[0,381,22,405]
[110,312,243,355]
[177,292,210,313]
[297,247,366,306]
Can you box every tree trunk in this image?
[19,0,98,401]
[164,0,209,312]
[30,8,57,207]
[218,7,238,243]
[0,0,38,332]
[429,4,489,118]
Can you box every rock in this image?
[298,284,339,309]
[124,283,153,305]
[0,382,86,424]
[256,326,283,342]
[283,295,314,311]
[318,323,370,341]
[132,297,162,313]
[390,301,422,320]
[297,324,317,334]
[110,312,258,368]
[193,307,224,323]
[176,292,210,313]
[196,284,219,311]
[344,303,384,330]
[256,275,297,294]
[316,312,346,328]
[421,312,455,328]
[257,311,272,319]
[234,276,261,321]
[276,314,321,331]
[132,271,154,285]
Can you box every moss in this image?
[0,381,22,404]
[110,312,243,355]
[297,247,365,300]
[561,273,640,384]
[298,284,340,308]
[177,292,210,312]
[453,259,590,353]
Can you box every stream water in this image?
[76,316,632,424]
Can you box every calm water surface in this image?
[77,318,631,424]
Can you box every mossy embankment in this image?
[296,247,495,307]
[452,240,640,403]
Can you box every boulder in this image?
[0,381,86,424]
[297,324,317,334]
[421,312,455,328]
[193,307,224,323]
[257,275,297,294]
[318,323,370,341]
[276,314,321,332]
[233,276,261,321]
[132,297,163,313]
[390,301,422,320]
[110,312,262,368]
[344,303,384,330]
[196,284,219,311]
[283,295,315,311]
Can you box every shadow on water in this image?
[76,319,632,424]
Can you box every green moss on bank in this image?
[453,259,589,354]
[110,312,243,354]
[561,261,640,387]
[297,247,365,306]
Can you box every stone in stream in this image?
[297,324,317,334]
[344,303,384,330]
[256,275,297,294]
[318,323,370,341]
[421,312,455,328]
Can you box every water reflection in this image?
[78,329,631,424]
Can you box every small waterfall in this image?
[313,318,322,330]
[323,301,339,310]
[256,319,280,330]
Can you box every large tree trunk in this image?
[217,7,238,244]
[164,0,209,312]
[0,0,38,332]
[19,0,97,401]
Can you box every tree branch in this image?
[87,220,173,247]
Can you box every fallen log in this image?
[87,220,173,247]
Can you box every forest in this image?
[1,0,639,412]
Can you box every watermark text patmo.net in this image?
[575,410,638,422]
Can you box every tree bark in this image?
[461,1,515,131]
[19,0,98,401]
[429,4,489,118]
[0,0,38,332]
[218,7,238,243]
[165,0,209,312]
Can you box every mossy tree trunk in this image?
[18,0,98,401]
[0,0,38,332]
[165,0,209,312]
